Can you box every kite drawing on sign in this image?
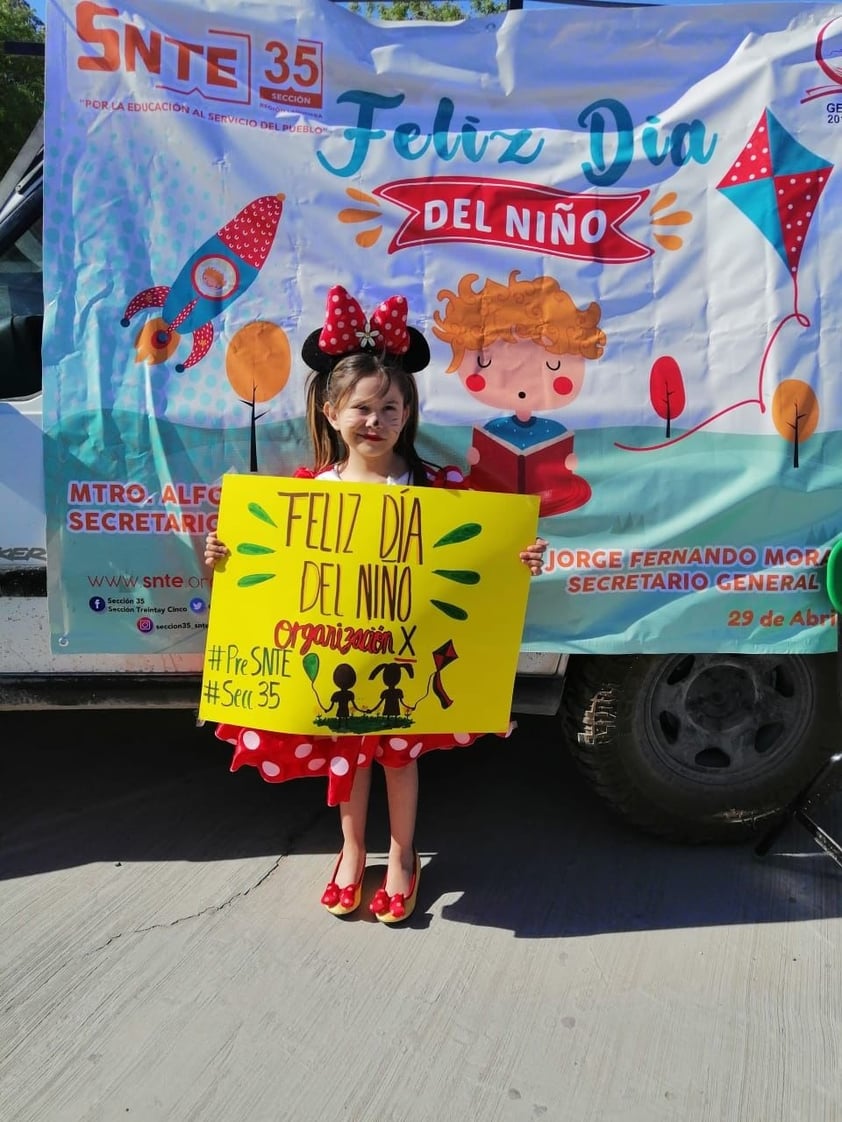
[717,109,831,304]
[618,109,832,463]
[121,193,285,373]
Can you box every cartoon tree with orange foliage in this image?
[771,379,819,468]
[225,322,291,471]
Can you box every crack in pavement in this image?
[85,804,330,954]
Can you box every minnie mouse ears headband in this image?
[301,285,430,375]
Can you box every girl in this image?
[205,287,546,924]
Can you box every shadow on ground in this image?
[1,709,839,936]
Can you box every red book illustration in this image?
[467,425,591,516]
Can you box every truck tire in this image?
[560,652,838,842]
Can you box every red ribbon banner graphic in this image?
[373,176,652,263]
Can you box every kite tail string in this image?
[403,677,431,714]
[404,671,454,712]
[615,402,760,451]
[757,289,810,409]
[617,304,811,454]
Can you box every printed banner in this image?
[198,476,538,733]
[43,0,842,656]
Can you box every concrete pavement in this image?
[1,712,840,1121]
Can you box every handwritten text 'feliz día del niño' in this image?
[254,488,425,623]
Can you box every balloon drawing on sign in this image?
[618,109,833,464]
[303,652,320,682]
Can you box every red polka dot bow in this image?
[318,286,411,357]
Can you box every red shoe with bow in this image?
[321,852,365,916]
[370,851,421,925]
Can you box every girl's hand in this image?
[520,537,547,577]
[204,530,229,570]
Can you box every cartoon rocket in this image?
[120,193,285,372]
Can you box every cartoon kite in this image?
[120,193,285,372]
[429,640,459,709]
[716,109,832,313]
[617,109,834,454]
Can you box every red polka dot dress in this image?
[214,463,503,806]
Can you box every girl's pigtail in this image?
[304,370,341,474]
[394,370,435,486]
[406,446,433,487]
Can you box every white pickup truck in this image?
[3,1,837,843]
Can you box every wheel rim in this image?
[642,653,816,788]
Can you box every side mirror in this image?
[0,315,43,399]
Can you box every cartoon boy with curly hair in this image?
[433,270,606,516]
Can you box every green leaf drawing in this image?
[432,568,479,585]
[247,502,277,527]
[433,522,482,548]
[237,573,275,588]
[431,599,468,621]
[237,542,276,555]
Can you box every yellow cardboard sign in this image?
[199,475,539,734]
